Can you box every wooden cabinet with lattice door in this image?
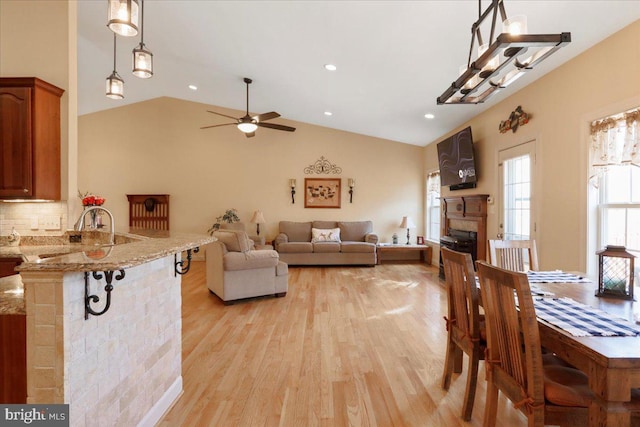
[126,194,170,230]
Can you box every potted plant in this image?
[208,208,240,235]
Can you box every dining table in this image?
[527,274,640,427]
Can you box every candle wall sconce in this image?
[596,245,636,300]
[348,178,355,203]
[290,179,296,204]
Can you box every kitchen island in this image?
[1,229,215,426]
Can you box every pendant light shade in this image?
[132,0,153,78]
[106,34,124,99]
[133,45,153,78]
[107,0,139,37]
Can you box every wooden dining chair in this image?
[476,261,594,427]
[488,239,539,271]
[441,247,485,421]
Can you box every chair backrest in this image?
[220,222,246,232]
[476,261,545,412]
[441,247,482,344]
[488,239,539,271]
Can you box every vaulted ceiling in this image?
[78,1,640,146]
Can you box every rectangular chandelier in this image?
[437,0,571,105]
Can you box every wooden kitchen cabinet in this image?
[0,314,26,403]
[0,77,64,200]
[0,258,22,278]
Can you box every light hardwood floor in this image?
[159,261,527,426]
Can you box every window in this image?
[498,141,535,241]
[426,172,440,242]
[597,165,640,258]
[590,108,640,272]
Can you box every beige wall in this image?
[0,0,78,231]
[78,97,424,242]
[424,20,640,273]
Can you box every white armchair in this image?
[206,229,288,304]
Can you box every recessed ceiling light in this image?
[324,64,337,71]
[188,84,198,91]
[424,113,435,119]
[324,111,333,116]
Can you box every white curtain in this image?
[590,108,640,178]
[427,172,440,193]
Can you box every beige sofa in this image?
[274,221,378,266]
[206,229,288,304]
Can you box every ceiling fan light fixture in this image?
[107,0,139,37]
[238,122,258,133]
[437,0,570,105]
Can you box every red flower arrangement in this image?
[79,191,106,207]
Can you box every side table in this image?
[377,244,433,265]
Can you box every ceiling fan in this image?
[201,77,296,138]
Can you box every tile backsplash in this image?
[0,201,69,237]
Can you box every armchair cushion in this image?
[213,230,251,253]
[223,250,279,271]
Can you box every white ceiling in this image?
[77,1,640,146]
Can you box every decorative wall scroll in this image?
[304,156,342,174]
[304,178,341,208]
[499,105,530,133]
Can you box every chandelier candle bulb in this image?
[503,15,527,35]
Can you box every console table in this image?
[377,244,432,265]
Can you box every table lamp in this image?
[250,210,266,236]
[399,216,416,245]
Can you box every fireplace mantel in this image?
[440,194,489,262]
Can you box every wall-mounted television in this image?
[436,126,477,190]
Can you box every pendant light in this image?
[106,33,124,99]
[132,0,153,78]
[107,0,139,37]
[437,0,570,105]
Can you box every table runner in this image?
[533,297,640,337]
[526,271,591,284]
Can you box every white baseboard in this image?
[137,376,183,427]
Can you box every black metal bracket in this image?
[85,269,125,320]
[175,247,200,276]
[349,187,354,203]
[291,187,296,204]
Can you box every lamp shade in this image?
[399,216,416,229]
[237,122,258,133]
[107,0,139,37]
[250,211,266,224]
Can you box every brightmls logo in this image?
[0,405,69,426]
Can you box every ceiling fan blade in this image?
[254,111,280,122]
[257,122,296,132]
[245,132,256,138]
[200,123,236,129]
[206,110,239,121]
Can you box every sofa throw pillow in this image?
[311,227,341,243]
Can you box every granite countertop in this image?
[0,274,25,315]
[0,228,215,273]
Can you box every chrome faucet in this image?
[74,206,115,245]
